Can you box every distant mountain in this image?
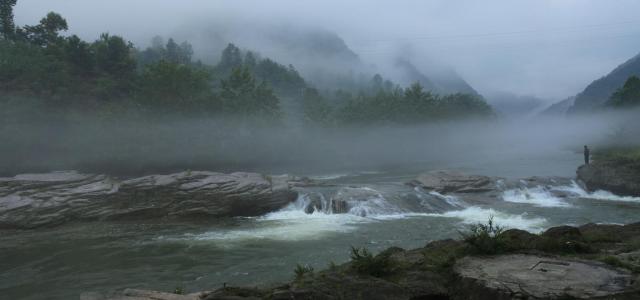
[568,52,640,113]
[485,91,546,118]
[395,59,479,96]
[539,96,575,116]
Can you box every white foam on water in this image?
[502,186,571,207]
[308,173,351,180]
[188,212,367,243]
[428,190,465,208]
[554,181,640,203]
[427,206,548,233]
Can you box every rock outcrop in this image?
[454,254,636,299]
[0,171,298,229]
[408,170,495,194]
[577,162,640,197]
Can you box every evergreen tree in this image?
[218,43,242,73]
[0,0,16,40]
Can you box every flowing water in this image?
[2,150,640,299]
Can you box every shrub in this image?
[460,216,508,255]
[349,246,394,277]
[294,264,314,280]
[173,286,184,295]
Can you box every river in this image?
[2,149,640,299]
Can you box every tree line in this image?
[0,2,494,125]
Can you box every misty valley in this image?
[2,1,640,300]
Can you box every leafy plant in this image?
[349,246,394,277]
[294,264,314,280]
[173,286,185,295]
[460,216,507,255]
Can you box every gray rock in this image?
[0,171,297,229]
[577,163,640,197]
[409,170,495,194]
[454,254,638,299]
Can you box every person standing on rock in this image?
[584,145,590,165]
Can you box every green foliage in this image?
[294,264,314,280]
[19,12,68,47]
[331,82,494,125]
[607,75,640,108]
[137,36,193,66]
[0,0,17,40]
[302,88,333,124]
[137,60,215,114]
[218,43,243,74]
[0,8,493,125]
[172,286,185,295]
[460,216,507,255]
[594,147,640,168]
[221,67,281,118]
[349,246,394,277]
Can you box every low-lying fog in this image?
[1,109,637,178]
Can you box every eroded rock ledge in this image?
[577,162,640,197]
[0,171,299,229]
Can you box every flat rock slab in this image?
[409,170,495,194]
[454,254,637,299]
[81,289,206,300]
[0,171,298,229]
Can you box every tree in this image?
[218,43,242,73]
[138,60,214,113]
[302,88,332,124]
[608,75,640,108]
[64,35,93,76]
[220,66,280,117]
[91,33,136,99]
[92,33,135,77]
[0,0,17,40]
[244,51,257,68]
[22,12,68,47]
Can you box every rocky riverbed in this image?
[4,164,640,299]
[84,221,640,300]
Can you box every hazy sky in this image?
[14,0,640,101]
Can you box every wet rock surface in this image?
[577,162,640,197]
[408,170,496,194]
[454,254,636,299]
[0,171,298,229]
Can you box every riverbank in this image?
[87,221,640,300]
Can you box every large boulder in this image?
[577,163,640,197]
[0,171,298,229]
[454,254,638,299]
[409,170,495,194]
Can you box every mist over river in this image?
[2,150,640,300]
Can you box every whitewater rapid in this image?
[163,178,640,245]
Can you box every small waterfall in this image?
[287,186,467,218]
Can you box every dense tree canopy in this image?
[0,6,493,126]
[607,75,640,108]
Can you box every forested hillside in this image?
[0,4,494,126]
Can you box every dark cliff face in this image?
[577,162,640,197]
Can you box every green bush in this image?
[460,216,508,255]
[294,264,314,280]
[349,246,394,277]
